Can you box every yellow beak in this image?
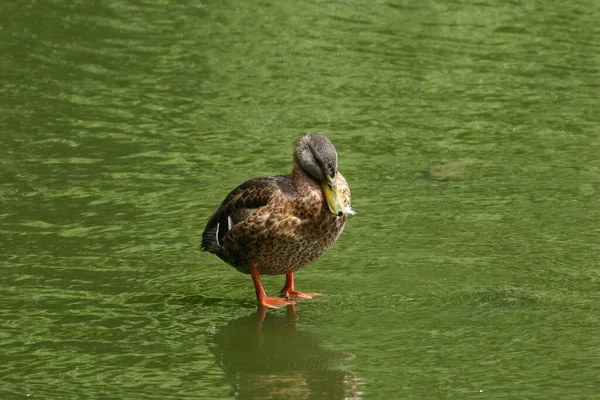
[320,174,345,217]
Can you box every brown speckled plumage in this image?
[201,134,353,307]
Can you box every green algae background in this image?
[1,0,599,398]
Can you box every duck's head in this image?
[294,133,347,217]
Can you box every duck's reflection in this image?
[209,305,362,399]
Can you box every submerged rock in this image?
[426,159,478,181]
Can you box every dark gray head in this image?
[293,133,338,181]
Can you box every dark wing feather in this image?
[201,177,282,253]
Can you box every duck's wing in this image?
[201,176,285,253]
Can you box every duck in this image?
[201,133,354,309]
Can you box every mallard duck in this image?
[201,133,354,309]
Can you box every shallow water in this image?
[1,0,599,398]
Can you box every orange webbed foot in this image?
[259,296,295,309]
[279,272,323,301]
[280,289,323,301]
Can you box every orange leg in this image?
[251,267,294,309]
[280,272,323,300]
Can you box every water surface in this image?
[1,0,599,398]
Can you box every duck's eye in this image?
[328,183,333,190]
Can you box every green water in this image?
[1,0,599,398]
